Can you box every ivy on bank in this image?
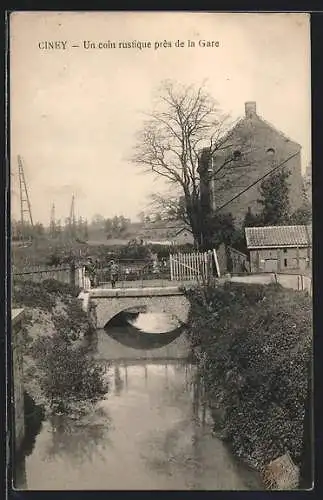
[184,282,312,471]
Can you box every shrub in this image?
[185,282,312,469]
[13,280,102,412]
[12,280,56,311]
[52,298,92,343]
[117,242,150,260]
[41,279,81,297]
[32,333,108,408]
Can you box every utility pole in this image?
[197,147,213,250]
[50,202,56,238]
[17,155,34,241]
[69,194,76,238]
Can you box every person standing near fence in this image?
[110,260,119,289]
[84,257,97,288]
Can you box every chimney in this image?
[245,101,257,118]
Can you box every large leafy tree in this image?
[205,213,236,248]
[289,178,312,225]
[132,80,250,248]
[243,207,263,228]
[258,168,291,225]
[104,215,130,237]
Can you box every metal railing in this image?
[97,269,173,289]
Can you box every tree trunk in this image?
[185,194,202,248]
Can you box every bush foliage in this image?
[13,279,107,412]
[12,279,81,311]
[185,282,312,469]
[12,280,57,311]
[32,333,107,408]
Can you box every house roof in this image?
[255,115,301,148]
[245,225,312,249]
[211,108,301,156]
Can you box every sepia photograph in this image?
[9,11,312,491]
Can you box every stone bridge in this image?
[82,286,190,329]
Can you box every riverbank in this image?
[12,279,107,415]
[184,281,312,489]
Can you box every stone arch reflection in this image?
[104,316,185,350]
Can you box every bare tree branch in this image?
[131,80,250,247]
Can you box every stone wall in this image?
[12,308,25,454]
[78,291,98,329]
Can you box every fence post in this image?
[81,266,85,289]
[213,248,221,278]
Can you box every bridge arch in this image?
[86,288,190,329]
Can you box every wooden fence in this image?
[274,273,312,296]
[231,273,313,297]
[169,249,220,282]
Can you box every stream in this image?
[16,312,262,490]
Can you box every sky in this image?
[10,12,311,226]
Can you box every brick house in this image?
[245,225,312,273]
[208,102,304,226]
[141,221,194,246]
[171,227,194,245]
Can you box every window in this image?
[266,148,275,156]
[233,150,241,160]
[283,248,287,253]
[284,258,287,267]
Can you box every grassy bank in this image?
[184,282,312,480]
[12,279,108,415]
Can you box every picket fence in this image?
[169,249,220,282]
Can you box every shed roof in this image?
[173,227,193,237]
[245,225,312,248]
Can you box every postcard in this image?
[9,11,312,491]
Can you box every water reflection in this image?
[114,365,124,395]
[14,456,27,490]
[14,392,45,490]
[44,411,112,466]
